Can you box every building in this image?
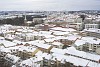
[74,37,100,52]
[83,28,100,38]
[85,24,99,29]
[67,18,84,31]
[69,23,84,31]
[39,24,50,31]
[33,18,43,24]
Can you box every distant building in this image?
[33,18,43,24]
[39,24,49,31]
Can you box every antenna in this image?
[24,12,27,26]
[24,12,27,21]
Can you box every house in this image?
[51,47,100,67]
[0,39,16,48]
[33,43,53,53]
[74,37,100,52]
[83,28,100,38]
[51,42,64,49]
[44,38,56,44]
[50,27,76,32]
[64,47,100,63]
[4,54,21,64]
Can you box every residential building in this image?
[83,28,100,38]
[85,24,99,29]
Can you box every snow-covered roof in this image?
[53,31,69,36]
[50,48,66,54]
[66,35,81,41]
[35,51,43,56]
[39,31,52,35]
[0,36,5,40]
[65,47,100,62]
[0,40,16,47]
[52,42,63,46]
[33,43,52,49]
[20,57,41,67]
[52,53,100,67]
[75,37,100,46]
[0,47,11,53]
[50,27,76,32]
[82,37,100,44]
[26,21,32,24]
[75,40,86,46]
[17,46,36,52]
[84,28,100,33]
[17,29,23,32]
[85,24,99,25]
[44,38,55,43]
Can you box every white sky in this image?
[0,0,100,11]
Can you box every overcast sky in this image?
[0,0,100,11]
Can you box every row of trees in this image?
[0,15,46,26]
[0,17,24,26]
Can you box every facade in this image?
[67,18,84,31]
[96,48,100,55]
[85,24,99,29]
[75,42,100,52]
[69,23,84,31]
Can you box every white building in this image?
[69,23,84,31]
[85,24,99,29]
[74,37,100,52]
[83,28,100,38]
